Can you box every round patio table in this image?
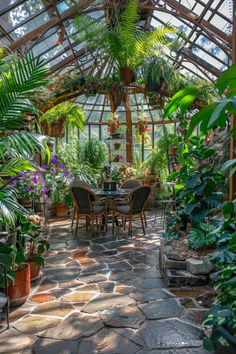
[93,188,131,200]
[93,188,131,225]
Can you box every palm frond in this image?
[0,186,27,226]
[0,52,49,130]
[0,158,34,176]
[0,132,51,162]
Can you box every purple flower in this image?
[69,173,74,178]
[54,154,59,159]
[31,180,36,184]
[58,164,65,169]
[42,165,47,169]
[13,180,18,184]
[23,174,28,179]
[26,186,31,192]
[50,167,55,172]
[63,171,68,177]
[42,187,47,198]
[50,158,57,164]
[34,188,39,194]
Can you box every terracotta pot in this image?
[27,260,41,281]
[169,146,178,156]
[143,179,151,185]
[149,173,157,183]
[119,67,134,85]
[138,123,146,134]
[8,264,31,306]
[40,116,66,138]
[110,123,116,134]
[55,204,68,217]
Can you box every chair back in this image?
[129,186,151,214]
[70,185,96,214]
[120,179,142,190]
[70,179,92,188]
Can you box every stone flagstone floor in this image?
[0,212,209,353]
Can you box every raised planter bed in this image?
[160,241,213,287]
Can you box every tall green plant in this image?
[73,0,183,74]
[0,52,51,226]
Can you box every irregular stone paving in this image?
[0,212,209,353]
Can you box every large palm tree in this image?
[0,51,51,226]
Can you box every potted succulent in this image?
[23,215,49,281]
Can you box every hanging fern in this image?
[73,0,183,73]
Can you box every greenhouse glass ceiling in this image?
[0,0,233,123]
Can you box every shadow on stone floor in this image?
[0,211,208,354]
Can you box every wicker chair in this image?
[71,185,108,235]
[71,180,92,228]
[112,185,151,237]
[120,179,148,226]
[120,179,142,189]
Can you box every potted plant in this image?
[143,149,161,183]
[12,170,47,210]
[112,154,123,163]
[114,142,121,150]
[134,112,151,144]
[39,102,85,138]
[201,215,236,353]
[143,168,151,185]
[73,0,179,86]
[22,215,49,281]
[0,222,30,306]
[107,113,123,137]
[42,155,75,217]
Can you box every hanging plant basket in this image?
[114,142,121,150]
[108,87,125,112]
[119,67,134,85]
[138,122,146,134]
[111,132,122,139]
[148,94,164,109]
[40,116,66,138]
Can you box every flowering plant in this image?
[107,113,122,134]
[112,154,123,163]
[134,112,151,143]
[12,171,47,202]
[41,155,75,206]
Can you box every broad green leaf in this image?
[191,207,208,222]
[164,86,200,118]
[187,103,218,138]
[184,202,198,215]
[186,173,201,188]
[220,158,236,172]
[216,64,236,96]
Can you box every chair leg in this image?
[71,208,76,228]
[140,213,145,235]
[91,215,94,233]
[105,213,108,232]
[143,210,147,227]
[75,214,79,236]
[129,215,132,238]
[112,212,115,234]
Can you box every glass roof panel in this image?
[0,0,48,33]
